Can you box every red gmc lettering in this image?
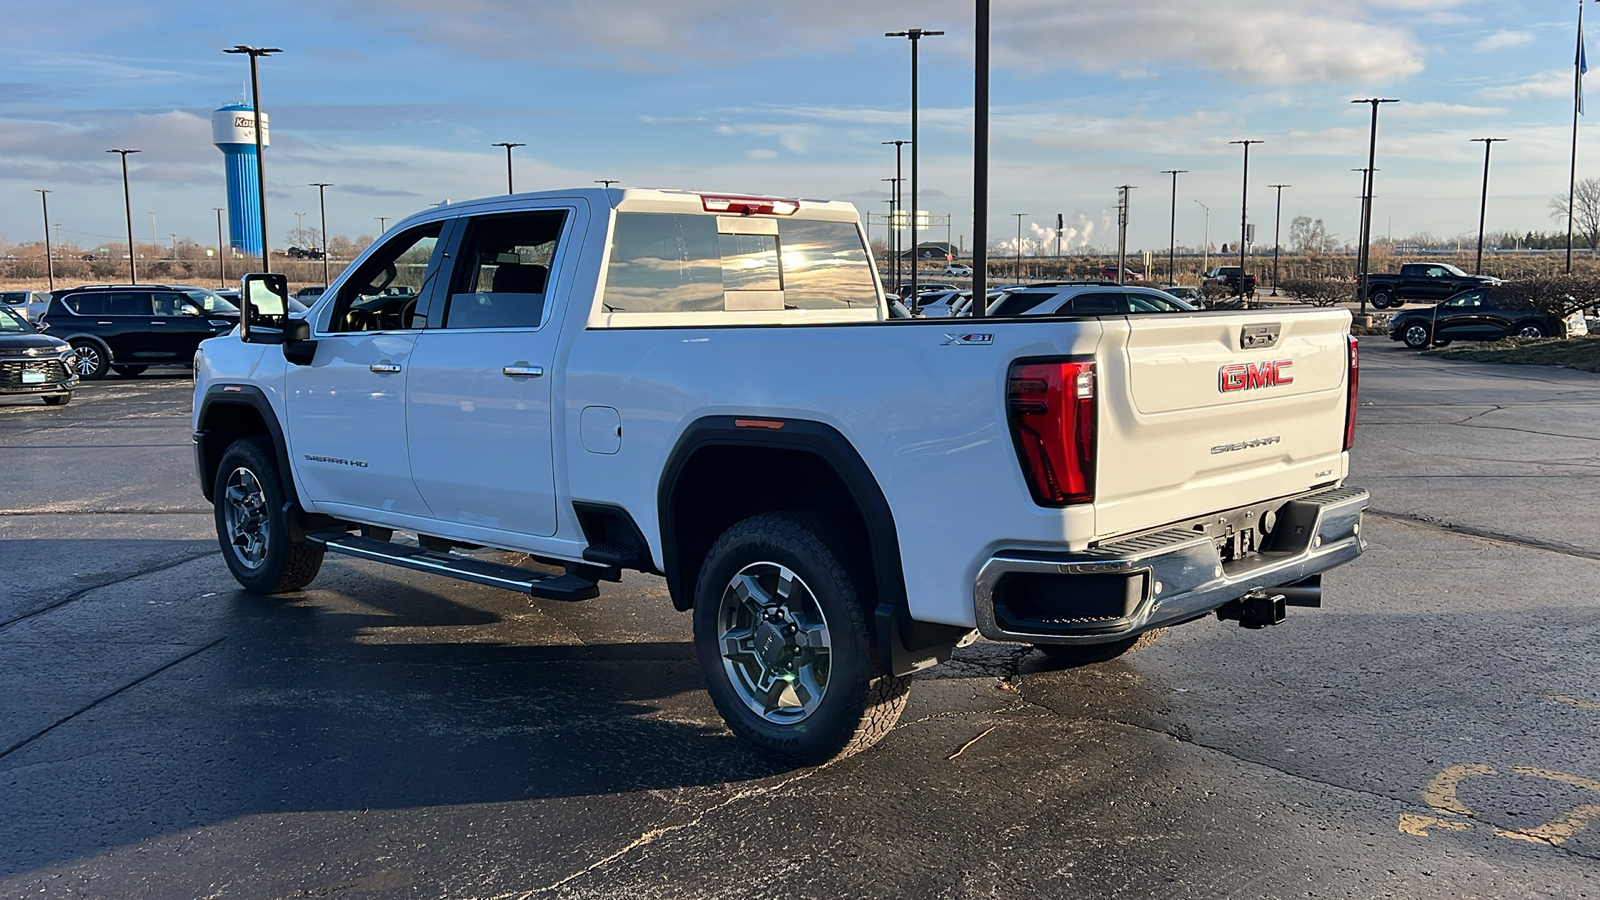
[1219,359,1293,393]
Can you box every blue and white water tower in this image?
[212,103,270,256]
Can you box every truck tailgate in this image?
[1093,309,1352,539]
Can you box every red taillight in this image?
[699,195,798,216]
[1343,336,1359,451]
[1007,359,1097,506]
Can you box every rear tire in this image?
[1035,628,1164,666]
[692,511,909,765]
[42,393,71,406]
[213,436,324,594]
[1515,321,1546,339]
[112,364,148,377]
[70,341,108,380]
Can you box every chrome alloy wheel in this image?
[73,345,102,376]
[222,466,270,569]
[1403,323,1430,349]
[717,562,833,723]
[1517,323,1545,338]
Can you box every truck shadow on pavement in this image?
[0,574,795,876]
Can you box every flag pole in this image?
[1569,0,1586,274]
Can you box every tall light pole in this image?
[149,212,158,257]
[1194,200,1210,273]
[214,207,227,287]
[1013,213,1027,280]
[971,0,990,316]
[492,142,524,194]
[375,216,388,234]
[1268,184,1290,295]
[595,179,619,188]
[1115,186,1136,285]
[1470,138,1506,275]
[225,45,281,272]
[310,182,333,287]
[106,149,140,284]
[881,176,902,295]
[1230,139,1263,303]
[35,190,53,290]
[1160,170,1187,284]
[882,140,909,297]
[887,28,943,305]
[1352,98,1398,316]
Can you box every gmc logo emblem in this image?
[1219,359,1294,392]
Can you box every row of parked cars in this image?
[0,283,323,406]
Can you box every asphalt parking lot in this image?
[1,341,1598,898]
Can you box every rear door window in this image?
[443,211,567,329]
[106,292,153,316]
[1063,292,1124,315]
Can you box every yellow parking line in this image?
[1548,694,1600,712]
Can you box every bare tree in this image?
[1288,216,1338,254]
[1549,177,1600,250]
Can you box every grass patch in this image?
[1428,335,1600,372]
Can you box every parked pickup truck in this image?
[194,188,1369,764]
[1202,266,1257,296]
[1363,263,1501,309]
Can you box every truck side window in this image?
[443,211,566,329]
[327,223,442,333]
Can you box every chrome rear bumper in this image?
[974,485,1370,645]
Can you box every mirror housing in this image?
[240,273,291,344]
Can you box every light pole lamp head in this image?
[886,29,946,39]
[225,45,281,57]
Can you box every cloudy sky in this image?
[0,0,1593,255]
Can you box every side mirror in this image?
[240,273,290,344]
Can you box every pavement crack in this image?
[506,760,843,897]
[0,636,227,762]
[0,547,221,633]
[1368,508,1600,562]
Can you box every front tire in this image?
[213,436,324,594]
[1402,322,1432,350]
[70,341,108,380]
[692,512,909,765]
[1035,628,1164,666]
[1515,321,1546,339]
[42,393,71,406]
[1372,290,1396,309]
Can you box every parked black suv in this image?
[1389,287,1583,349]
[39,284,239,380]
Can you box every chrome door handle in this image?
[502,365,543,378]
[149,320,166,325]
[369,363,402,374]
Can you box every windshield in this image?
[0,306,34,333]
[185,290,239,314]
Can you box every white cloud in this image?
[746,149,777,160]
[1474,30,1533,51]
[1479,70,1573,101]
[343,0,1428,85]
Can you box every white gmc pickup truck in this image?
[194,188,1368,763]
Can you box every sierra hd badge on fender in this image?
[1219,359,1293,392]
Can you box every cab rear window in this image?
[602,213,876,314]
